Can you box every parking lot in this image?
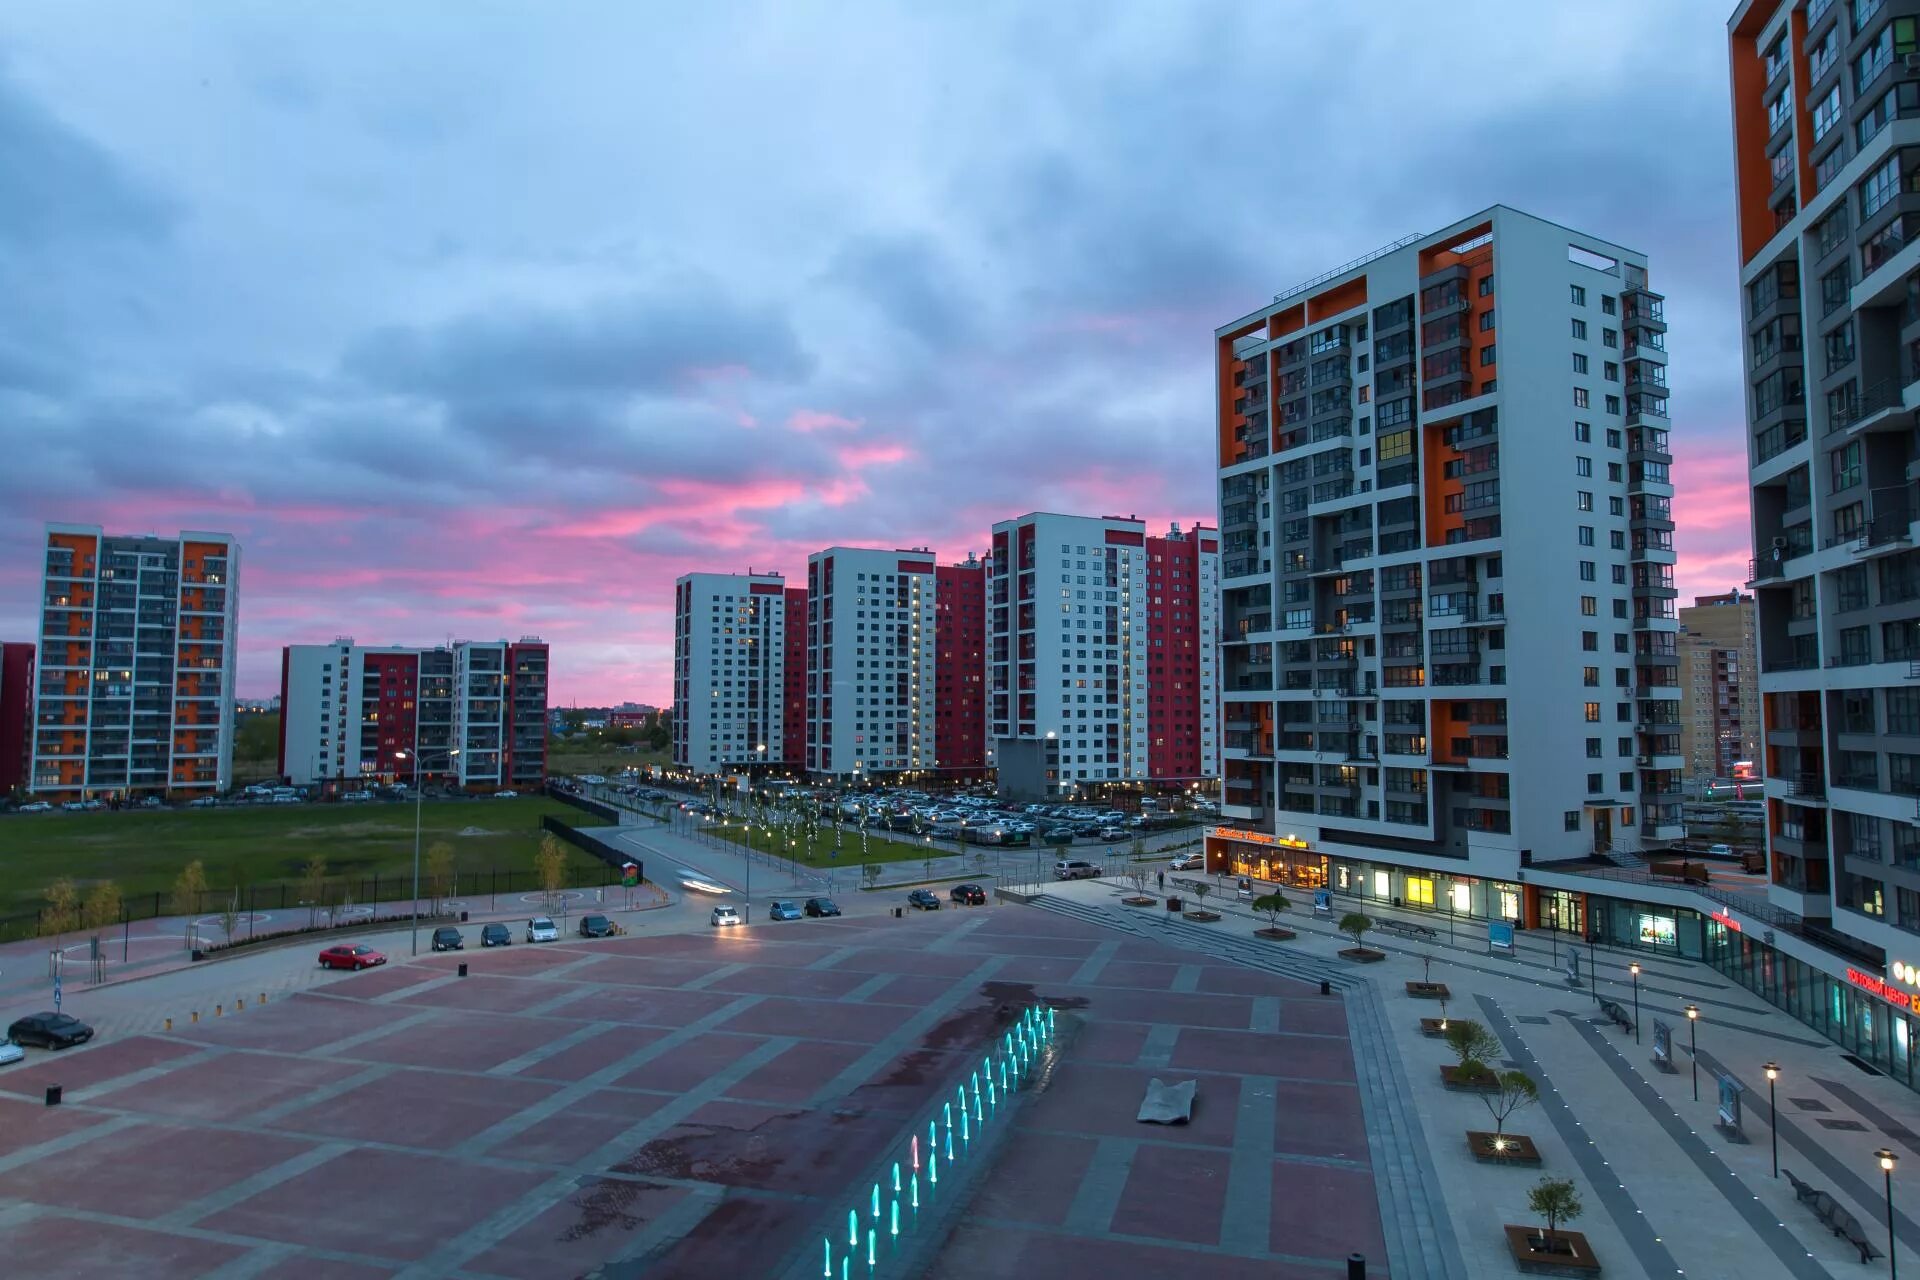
[0,895,1382,1279]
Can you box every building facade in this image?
[988,512,1219,798]
[0,642,34,795]
[1678,591,1760,783]
[279,638,546,791]
[934,555,989,779]
[805,548,938,780]
[1210,206,1679,922]
[783,586,807,773]
[32,524,240,800]
[672,572,788,774]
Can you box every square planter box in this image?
[1466,1130,1542,1165]
[1340,947,1387,963]
[1255,926,1297,941]
[1406,981,1452,1000]
[1440,1065,1503,1093]
[1419,1018,1455,1038]
[1503,1225,1600,1276]
[1183,910,1221,922]
[1121,896,1156,907]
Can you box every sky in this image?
[0,2,1752,706]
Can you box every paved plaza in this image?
[0,897,1390,1279]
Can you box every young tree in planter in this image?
[299,856,328,928]
[1252,892,1292,932]
[172,860,208,949]
[81,880,122,936]
[1189,880,1211,914]
[1526,1177,1583,1249]
[425,841,456,915]
[862,861,881,890]
[216,888,242,946]
[535,834,569,913]
[1126,867,1149,898]
[1479,1069,1540,1155]
[1338,911,1374,953]
[41,877,79,944]
[1443,1019,1499,1081]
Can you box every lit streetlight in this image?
[1874,1147,1897,1280]
[1684,1004,1700,1101]
[1629,962,1641,1044]
[394,744,459,957]
[1763,1061,1780,1179]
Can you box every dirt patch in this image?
[613,1112,799,1186]
[559,1177,665,1241]
[284,821,411,840]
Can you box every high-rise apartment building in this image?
[1730,0,1920,961]
[988,512,1218,798]
[32,524,240,800]
[805,548,938,780]
[278,638,547,790]
[1210,207,1678,923]
[782,586,806,773]
[672,572,788,774]
[0,642,34,795]
[934,555,989,780]
[1678,591,1759,782]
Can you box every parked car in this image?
[907,889,942,911]
[18,801,51,813]
[495,789,519,799]
[480,922,512,947]
[1704,843,1735,859]
[139,796,164,809]
[1054,860,1103,880]
[6,1013,93,1050]
[578,914,618,937]
[340,791,373,804]
[1169,852,1204,871]
[1097,827,1128,842]
[949,883,987,906]
[430,926,463,952]
[710,905,743,928]
[526,916,560,943]
[1042,826,1077,843]
[804,897,841,917]
[318,944,386,971]
[767,900,803,921]
[0,1040,23,1067]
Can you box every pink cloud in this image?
[787,409,862,433]
[834,440,911,468]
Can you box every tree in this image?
[1189,880,1211,910]
[862,862,881,890]
[217,888,242,944]
[81,880,122,934]
[1126,867,1149,897]
[535,834,569,912]
[1338,911,1373,952]
[172,860,208,948]
[425,841,456,913]
[1443,1019,1499,1080]
[1479,1069,1540,1152]
[1526,1177,1583,1246]
[41,877,79,942]
[1252,892,1292,930]
[1129,833,1147,865]
[972,851,988,881]
[299,855,329,928]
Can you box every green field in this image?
[0,795,612,918]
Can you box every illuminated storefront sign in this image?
[1637,914,1677,948]
[1210,826,1309,849]
[1847,967,1918,1012]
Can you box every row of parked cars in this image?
[317,914,626,969]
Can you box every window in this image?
[1575,421,1591,442]
[1831,440,1862,492]
[1861,153,1900,220]
[1586,773,1603,793]
[1586,737,1602,758]
[1583,666,1599,686]
[1603,362,1619,381]
[1601,295,1616,315]
[1582,630,1599,651]
[1571,285,1587,306]
[1479,310,1496,331]
[1478,275,1494,297]
[1580,596,1598,616]
[1572,319,1587,339]
[1578,526,1595,546]
[1607,462,1623,482]
[1564,811,1581,832]
[1480,344,1497,366]
[1575,456,1593,476]
[1605,395,1621,415]
[1578,491,1594,511]
[1573,387,1589,408]
[1811,84,1843,142]
[1579,562,1596,581]
[1610,530,1625,549]
[1606,427,1621,447]
[1602,328,1618,348]
[1583,702,1601,722]
[1572,353,1588,374]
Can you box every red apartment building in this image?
[0,642,34,795]
[783,586,807,771]
[934,555,989,779]
[1145,525,1220,783]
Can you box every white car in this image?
[340,791,372,804]
[17,801,51,814]
[526,916,560,943]
[1170,852,1204,871]
[187,796,219,808]
[495,789,519,799]
[0,1040,23,1067]
[710,905,743,928]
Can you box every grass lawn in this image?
[549,742,670,778]
[0,795,611,920]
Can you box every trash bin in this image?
[1165,896,1183,912]
[45,1085,61,1107]
[457,962,469,977]
[893,907,903,919]
[460,910,469,923]
[190,949,205,963]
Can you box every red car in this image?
[318,944,387,971]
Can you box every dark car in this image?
[804,897,841,917]
[949,883,987,906]
[907,889,942,911]
[578,914,617,938]
[1072,823,1104,839]
[7,1012,93,1050]
[430,926,463,952]
[480,922,513,947]
[1042,826,1077,843]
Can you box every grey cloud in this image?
[825,233,976,345]
[0,69,172,244]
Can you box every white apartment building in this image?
[1211,206,1678,931]
[804,547,937,780]
[672,572,788,773]
[32,524,240,800]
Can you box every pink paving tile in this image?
[820,946,997,977]
[928,1224,1332,1280]
[865,973,967,1006]
[427,942,595,976]
[565,953,740,988]
[964,1127,1097,1228]
[484,1088,672,1164]
[1277,997,1352,1036]
[173,992,427,1053]
[0,1035,204,1099]
[392,973,570,1012]
[612,1098,900,1195]
[550,985,744,1028]
[715,995,907,1044]
[1112,1142,1231,1244]
[701,963,874,999]
[1196,964,1295,996]
[608,1032,770,1093]
[1093,960,1184,990]
[464,1177,694,1279]
[510,1024,671,1082]
[269,1068,558,1150]
[1272,1081,1370,1160]
[843,1047,965,1115]
[0,1211,247,1279]
[1018,1061,1245,1147]
[993,954,1090,983]
[0,1095,114,1156]
[250,1257,396,1280]
[1269,1161,1387,1262]
[1170,1027,1355,1082]
[945,933,1102,959]
[0,1121,318,1219]
[724,1039,870,1103]
[88,1050,367,1122]
[1074,986,1255,1030]
[640,1194,819,1280]
[198,1147,549,1261]
[1068,1019,1152,1065]
[340,1010,581,1071]
[319,963,445,999]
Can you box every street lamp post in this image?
[1685,1004,1700,1101]
[395,744,458,957]
[1763,1062,1780,1179]
[1629,963,1641,1044]
[1874,1147,1897,1280]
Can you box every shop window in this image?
[1406,877,1435,907]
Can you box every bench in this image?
[1376,918,1439,942]
[1783,1170,1885,1263]
[1597,999,1635,1035]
